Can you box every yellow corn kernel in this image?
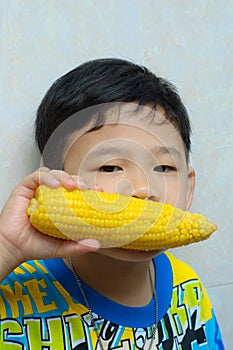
[27,185,217,250]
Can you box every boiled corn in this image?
[27,185,217,250]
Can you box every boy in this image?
[0,58,224,349]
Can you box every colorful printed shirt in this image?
[0,252,224,349]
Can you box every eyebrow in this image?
[154,146,183,159]
[90,144,183,160]
[90,146,127,158]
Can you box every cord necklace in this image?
[68,256,158,349]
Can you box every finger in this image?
[47,170,76,190]
[70,176,104,192]
[38,169,62,187]
[37,167,50,172]
[36,169,80,190]
[93,185,104,192]
[77,239,101,249]
[49,238,101,258]
[70,175,89,190]
[13,168,58,200]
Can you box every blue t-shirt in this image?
[0,252,224,349]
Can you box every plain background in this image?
[0,1,232,347]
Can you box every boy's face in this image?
[63,104,195,260]
[64,104,194,210]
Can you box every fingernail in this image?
[95,185,103,191]
[78,239,100,248]
[50,178,60,186]
[68,177,76,184]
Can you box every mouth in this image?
[118,247,160,254]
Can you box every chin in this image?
[98,247,163,262]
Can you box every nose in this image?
[133,188,160,202]
[131,168,160,202]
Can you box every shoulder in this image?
[164,251,212,309]
[164,251,202,285]
[164,252,215,327]
[0,260,66,321]
[160,253,225,348]
[156,251,211,309]
[2,260,49,282]
[0,260,52,294]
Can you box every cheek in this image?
[95,173,122,194]
[163,174,188,209]
[81,171,99,185]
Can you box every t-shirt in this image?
[0,252,224,349]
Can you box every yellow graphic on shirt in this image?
[0,278,57,319]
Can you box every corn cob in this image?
[27,185,217,250]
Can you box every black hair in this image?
[35,58,191,168]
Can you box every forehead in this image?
[64,104,186,162]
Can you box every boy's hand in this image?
[0,167,102,281]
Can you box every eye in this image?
[153,165,176,173]
[99,165,122,173]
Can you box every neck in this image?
[65,252,155,307]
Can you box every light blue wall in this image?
[0,0,232,346]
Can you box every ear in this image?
[186,166,196,210]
